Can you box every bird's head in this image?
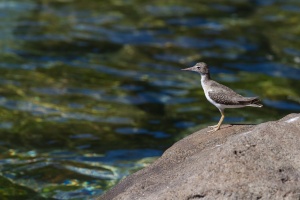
[181,62,209,75]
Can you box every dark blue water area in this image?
[210,4,236,12]
[1,0,300,199]
[284,48,300,57]
[174,121,196,129]
[69,133,99,140]
[167,17,225,31]
[145,5,192,16]
[213,116,245,124]
[167,37,254,50]
[53,187,102,200]
[48,149,162,164]
[98,149,162,163]
[281,4,300,12]
[115,127,170,138]
[227,62,300,80]
[264,99,300,111]
[73,25,168,46]
[50,149,163,173]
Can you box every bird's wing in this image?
[236,96,259,103]
[208,81,257,105]
[208,91,241,105]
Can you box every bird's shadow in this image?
[219,124,256,129]
[229,123,257,126]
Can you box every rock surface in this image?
[98,113,300,200]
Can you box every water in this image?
[0,0,300,199]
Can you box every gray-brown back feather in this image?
[207,80,261,106]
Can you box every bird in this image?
[182,62,262,132]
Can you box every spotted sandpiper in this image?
[182,62,262,132]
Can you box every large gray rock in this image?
[98,113,300,200]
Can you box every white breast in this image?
[201,76,221,108]
[201,76,245,110]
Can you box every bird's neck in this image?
[201,73,211,85]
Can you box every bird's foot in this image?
[207,125,220,133]
[208,124,218,129]
[207,128,219,133]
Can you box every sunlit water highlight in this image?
[0,0,300,199]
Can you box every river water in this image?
[0,0,300,199]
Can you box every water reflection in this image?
[0,0,300,199]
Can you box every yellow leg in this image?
[208,109,225,133]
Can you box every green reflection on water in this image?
[0,0,300,199]
[0,175,53,200]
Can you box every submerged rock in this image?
[98,113,300,200]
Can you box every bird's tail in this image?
[238,97,263,107]
[248,102,263,108]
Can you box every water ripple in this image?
[227,62,300,80]
[1,0,300,199]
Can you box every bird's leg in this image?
[208,109,225,133]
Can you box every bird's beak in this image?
[181,66,194,71]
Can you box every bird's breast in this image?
[202,86,219,106]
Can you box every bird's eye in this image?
[197,67,201,69]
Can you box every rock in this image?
[97,114,300,200]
